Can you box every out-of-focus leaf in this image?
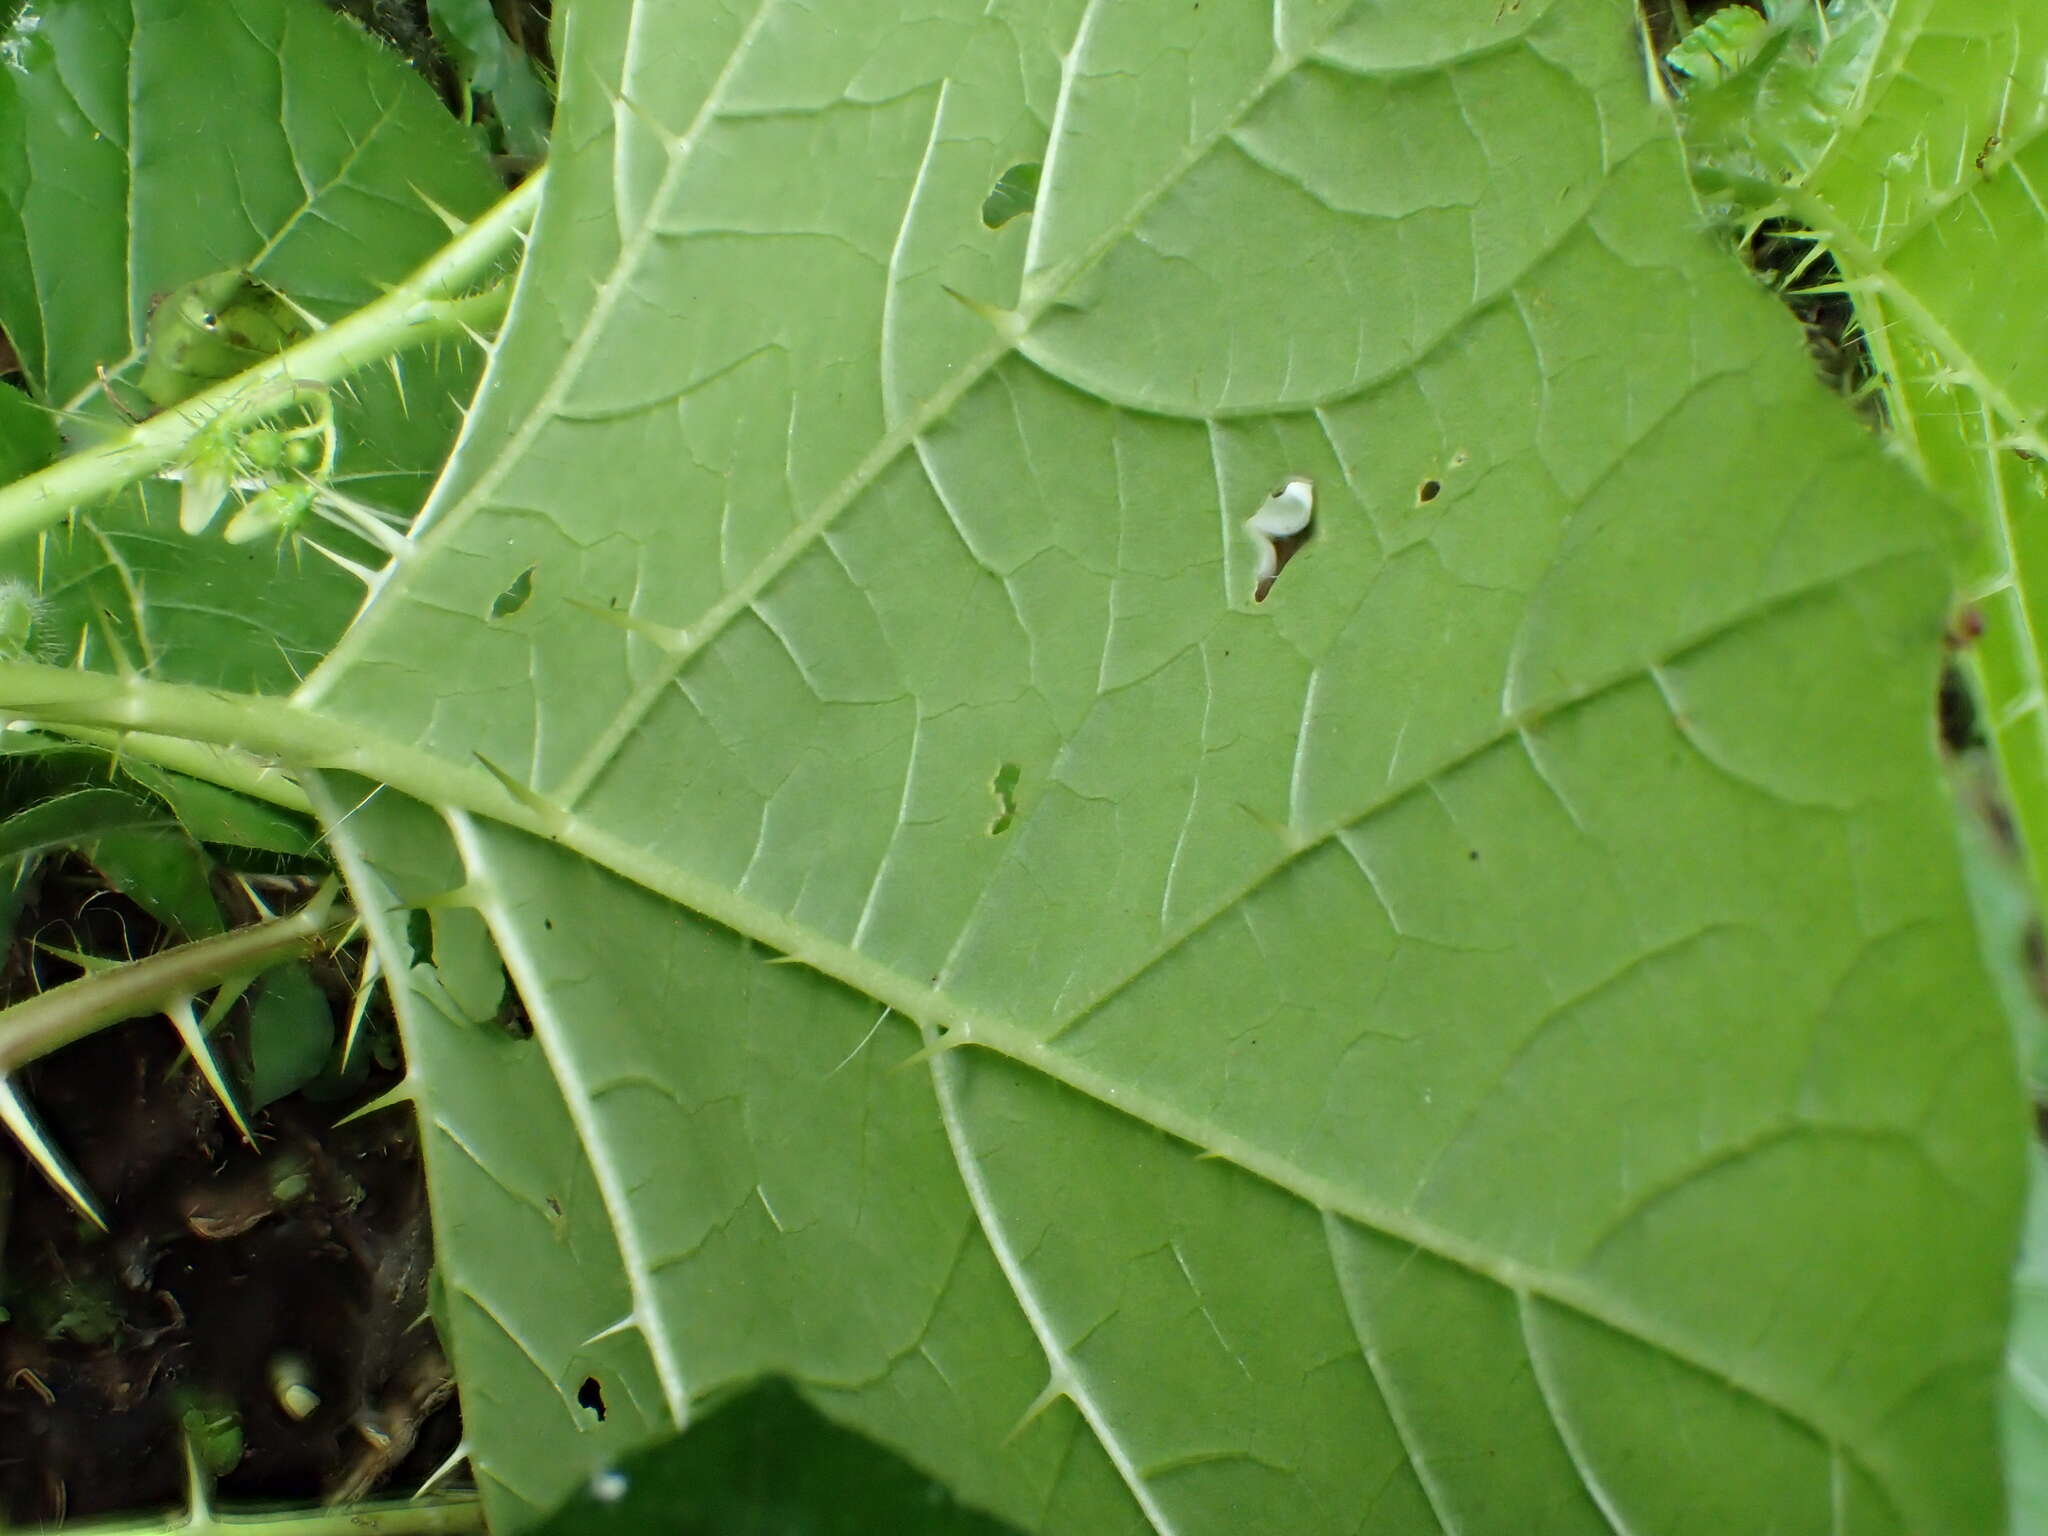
[123,763,313,858]
[1666,4,1773,83]
[532,1378,1024,1536]
[1667,0,1886,197]
[1672,0,2048,911]
[0,787,170,863]
[0,0,494,405]
[244,961,333,1108]
[427,0,553,158]
[0,0,501,696]
[86,827,220,938]
[0,381,55,486]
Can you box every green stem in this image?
[1773,177,2048,463]
[61,1496,484,1536]
[0,664,542,832]
[35,723,314,816]
[0,660,968,1027]
[0,880,350,1073]
[0,170,545,546]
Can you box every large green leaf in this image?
[2,0,2023,1528]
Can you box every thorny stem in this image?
[0,170,546,547]
[47,1437,484,1534]
[23,723,315,816]
[1754,175,2048,465]
[57,1497,484,1536]
[0,880,351,1074]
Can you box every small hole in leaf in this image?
[981,162,1042,229]
[2025,925,2048,1021]
[494,977,534,1040]
[579,1376,607,1422]
[1467,849,1479,862]
[989,761,1020,835]
[1938,664,1981,754]
[1245,477,1314,602]
[491,566,536,620]
[1417,479,1442,504]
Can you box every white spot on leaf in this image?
[1245,476,1314,602]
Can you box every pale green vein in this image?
[303,9,1391,814]
[443,804,695,1424]
[927,1028,1177,1534]
[0,544,1924,1477]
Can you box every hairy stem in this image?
[31,723,314,816]
[0,170,545,547]
[60,1496,484,1536]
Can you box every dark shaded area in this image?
[330,0,555,172]
[1636,4,1880,417]
[1940,664,1985,755]
[987,762,1020,836]
[1748,222,1882,418]
[327,0,460,98]
[532,1378,1024,1536]
[0,862,458,1523]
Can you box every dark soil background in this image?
[0,862,460,1524]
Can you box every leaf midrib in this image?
[232,0,1942,1511]
[0,536,1933,1493]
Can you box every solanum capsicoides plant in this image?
[0,0,2038,1530]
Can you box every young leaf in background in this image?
[0,0,504,696]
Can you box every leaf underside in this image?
[265,0,2020,1530]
